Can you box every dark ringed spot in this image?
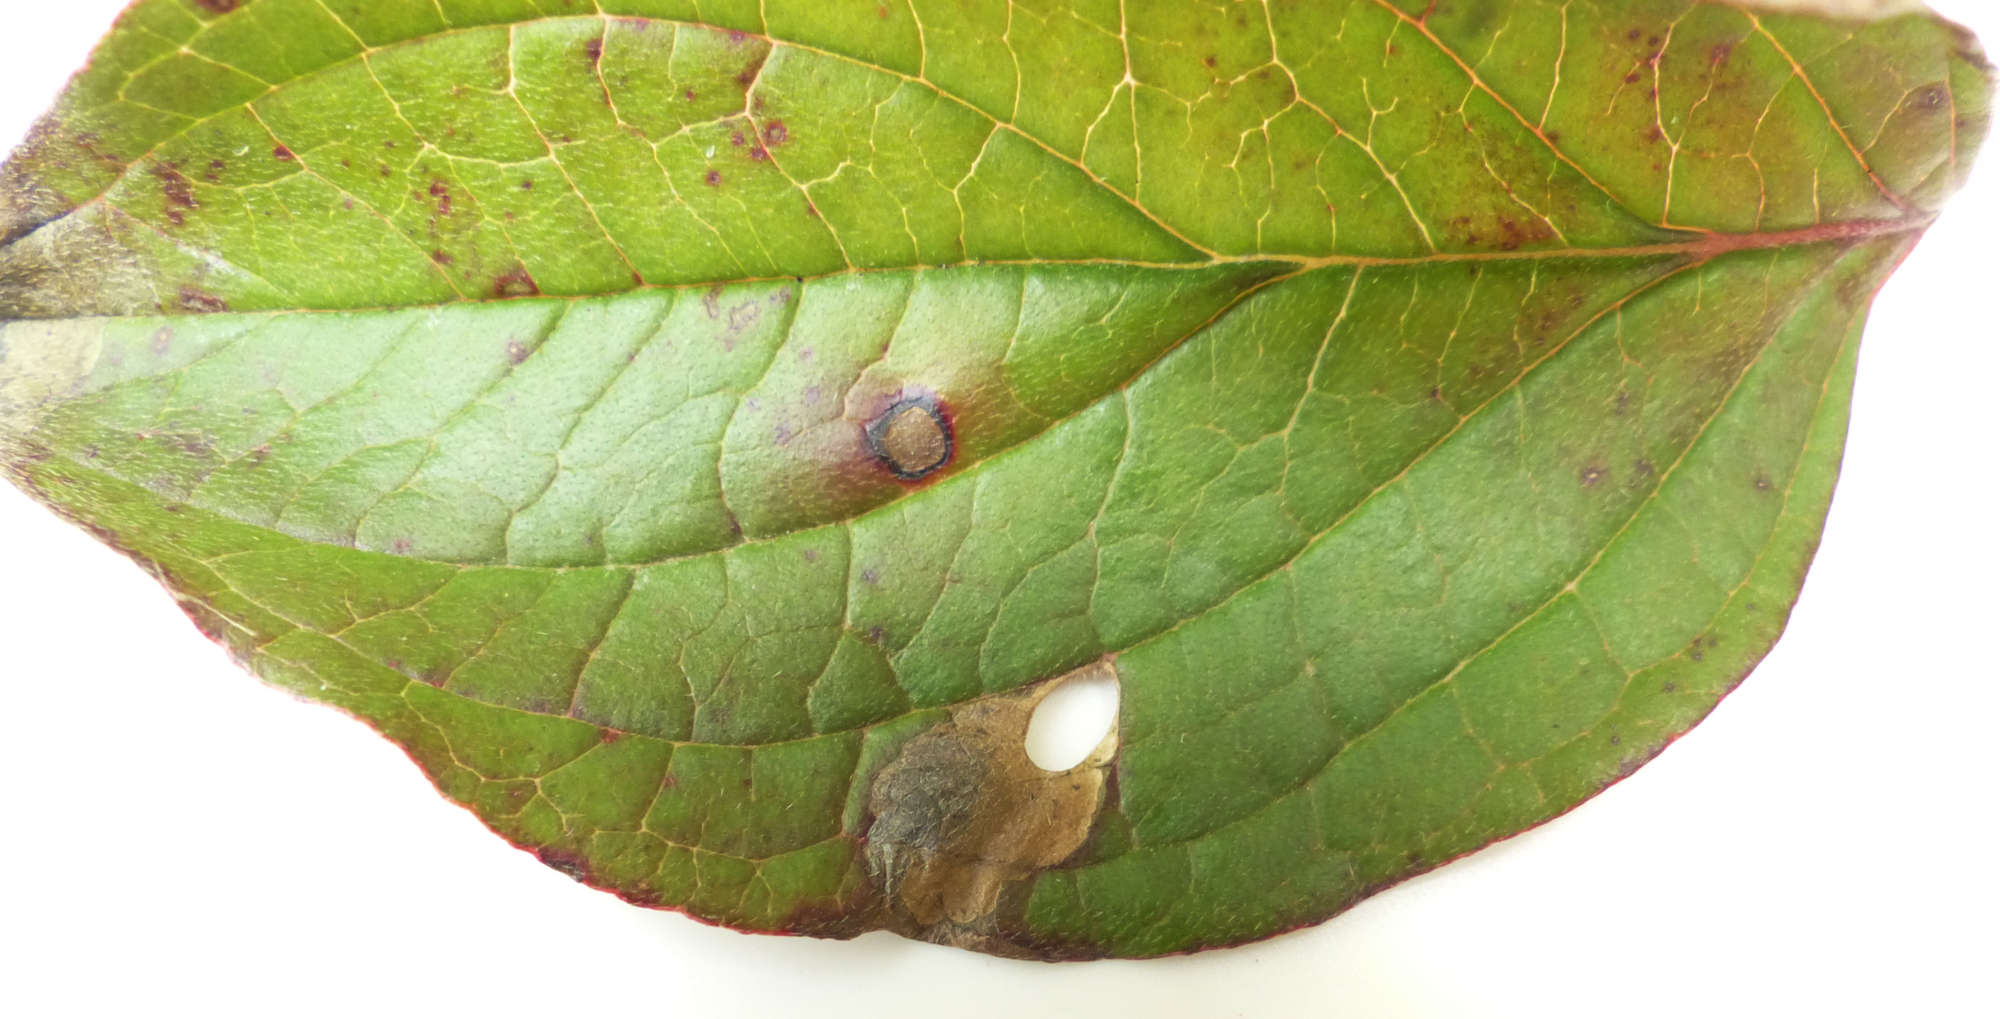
[865,396,953,481]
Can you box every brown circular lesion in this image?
[865,395,953,480]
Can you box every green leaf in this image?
[0,0,1988,960]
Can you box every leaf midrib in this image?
[0,215,1931,327]
[28,216,1915,612]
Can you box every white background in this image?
[1,3,1994,1016]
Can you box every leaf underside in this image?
[0,0,1988,960]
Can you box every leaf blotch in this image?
[866,662,1117,950]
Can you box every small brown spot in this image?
[537,848,591,883]
[1752,472,1773,492]
[152,163,198,212]
[272,145,295,162]
[865,396,954,481]
[494,266,540,298]
[431,250,454,265]
[177,287,229,314]
[762,120,788,145]
[705,169,722,186]
[172,432,217,457]
[193,0,239,12]
[521,178,535,190]
[506,340,530,364]
[1579,464,1607,488]
[585,38,604,63]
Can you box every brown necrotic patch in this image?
[864,395,953,481]
[864,661,1119,951]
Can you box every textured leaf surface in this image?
[0,0,1988,959]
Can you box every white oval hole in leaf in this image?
[1025,668,1119,772]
